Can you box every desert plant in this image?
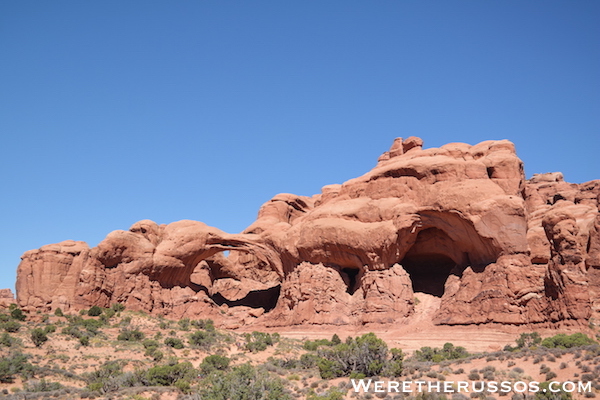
[541,333,595,349]
[164,337,184,349]
[200,354,231,374]
[30,328,48,347]
[117,329,144,342]
[245,331,276,352]
[87,306,102,317]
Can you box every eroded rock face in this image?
[15,137,600,327]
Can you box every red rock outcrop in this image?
[15,138,600,328]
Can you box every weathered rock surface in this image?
[0,288,15,308]
[15,138,600,328]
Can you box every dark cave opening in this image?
[211,285,281,312]
[341,267,360,295]
[401,253,456,297]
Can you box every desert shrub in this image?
[142,339,160,350]
[2,320,21,333]
[535,381,572,400]
[414,342,470,362]
[299,353,319,369]
[87,306,103,317]
[188,330,217,349]
[245,331,277,352]
[331,334,342,345]
[581,373,595,382]
[198,363,290,400]
[117,329,144,342]
[164,337,184,349]
[10,306,26,321]
[0,332,16,347]
[146,360,196,387]
[468,372,480,380]
[0,352,35,383]
[44,324,56,334]
[200,354,231,374]
[316,332,398,379]
[178,318,191,331]
[517,332,542,348]
[103,308,116,319]
[191,319,215,331]
[31,328,48,347]
[307,386,345,400]
[541,333,595,349]
[54,308,64,317]
[79,335,90,346]
[304,338,334,351]
[84,360,125,393]
[110,303,125,312]
[62,325,82,339]
[23,378,62,392]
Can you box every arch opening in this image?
[341,267,360,295]
[401,253,456,297]
[400,227,463,297]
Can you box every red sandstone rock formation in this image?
[14,138,600,328]
[0,288,15,308]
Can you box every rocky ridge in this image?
[15,138,600,328]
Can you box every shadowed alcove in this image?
[400,227,462,297]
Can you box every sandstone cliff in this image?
[15,138,600,328]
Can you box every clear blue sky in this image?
[1,1,598,293]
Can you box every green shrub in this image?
[199,363,290,400]
[10,307,26,321]
[117,329,144,342]
[164,337,184,349]
[2,320,21,333]
[191,319,215,331]
[245,331,276,352]
[83,360,124,393]
[303,338,333,351]
[54,308,64,317]
[31,328,48,347]
[178,318,190,331]
[331,334,341,345]
[541,333,595,349]
[79,336,90,347]
[0,352,35,383]
[189,330,217,349]
[110,303,125,312]
[24,378,63,392]
[414,342,469,362]
[62,325,83,339]
[0,332,16,347]
[316,332,394,379]
[87,306,103,317]
[44,324,56,334]
[146,360,196,386]
[200,355,230,374]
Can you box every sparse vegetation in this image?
[1,304,599,400]
[414,342,470,362]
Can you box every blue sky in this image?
[1,1,598,294]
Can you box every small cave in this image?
[211,285,281,312]
[401,252,457,297]
[341,267,360,295]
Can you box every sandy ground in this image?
[242,293,592,353]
